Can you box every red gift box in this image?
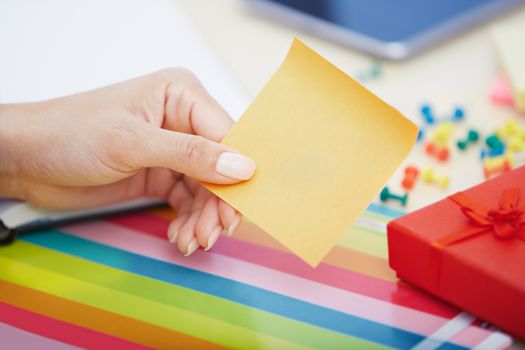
[388,166,525,339]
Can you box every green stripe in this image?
[338,226,388,258]
[0,241,386,349]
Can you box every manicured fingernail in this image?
[168,230,178,243]
[227,214,241,236]
[184,239,199,256]
[216,152,256,180]
[204,227,222,251]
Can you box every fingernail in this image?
[184,239,199,256]
[227,214,241,236]
[168,230,178,243]
[216,152,256,180]
[204,227,222,251]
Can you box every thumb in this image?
[138,127,256,184]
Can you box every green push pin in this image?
[485,134,504,150]
[370,59,383,78]
[457,129,480,150]
[380,187,408,207]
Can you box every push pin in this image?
[432,121,454,146]
[425,142,450,162]
[483,153,513,169]
[417,128,425,142]
[457,129,479,151]
[484,159,511,179]
[401,166,419,190]
[481,134,506,158]
[480,145,506,158]
[421,166,450,189]
[450,107,465,123]
[357,59,383,81]
[485,134,505,152]
[380,187,408,206]
[496,119,521,140]
[508,136,525,152]
[369,59,382,78]
[421,104,435,125]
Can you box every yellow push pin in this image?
[421,166,450,189]
[431,121,454,146]
[496,119,520,140]
[508,136,525,152]
[483,152,514,168]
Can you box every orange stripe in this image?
[0,280,224,350]
[146,207,396,282]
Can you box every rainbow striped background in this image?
[0,204,512,349]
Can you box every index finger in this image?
[161,68,234,142]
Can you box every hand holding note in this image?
[205,39,417,266]
[0,68,254,255]
[0,39,416,265]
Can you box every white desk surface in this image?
[178,0,525,214]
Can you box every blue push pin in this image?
[421,104,435,125]
[480,134,506,158]
[450,107,465,122]
[480,145,506,158]
[417,128,424,142]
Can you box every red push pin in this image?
[425,142,450,162]
[401,166,419,190]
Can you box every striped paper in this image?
[0,204,511,349]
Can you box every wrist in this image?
[0,104,31,199]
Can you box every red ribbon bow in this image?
[433,187,525,250]
[429,187,525,292]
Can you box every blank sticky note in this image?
[204,39,417,266]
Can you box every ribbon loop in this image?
[447,187,525,244]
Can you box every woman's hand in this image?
[0,68,255,255]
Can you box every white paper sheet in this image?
[0,0,249,118]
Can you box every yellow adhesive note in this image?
[205,39,417,266]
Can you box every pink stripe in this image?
[62,221,492,347]
[452,327,494,349]
[108,213,458,318]
[0,322,79,350]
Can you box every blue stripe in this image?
[20,230,465,350]
[367,203,405,218]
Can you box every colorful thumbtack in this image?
[421,104,435,125]
[457,129,479,151]
[357,59,383,81]
[496,119,520,140]
[417,128,425,142]
[401,166,419,191]
[425,142,450,162]
[370,59,382,78]
[485,134,505,151]
[450,107,465,122]
[480,146,506,159]
[379,187,408,207]
[484,159,511,179]
[483,153,514,169]
[432,122,454,146]
[508,136,525,152]
[421,166,450,189]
